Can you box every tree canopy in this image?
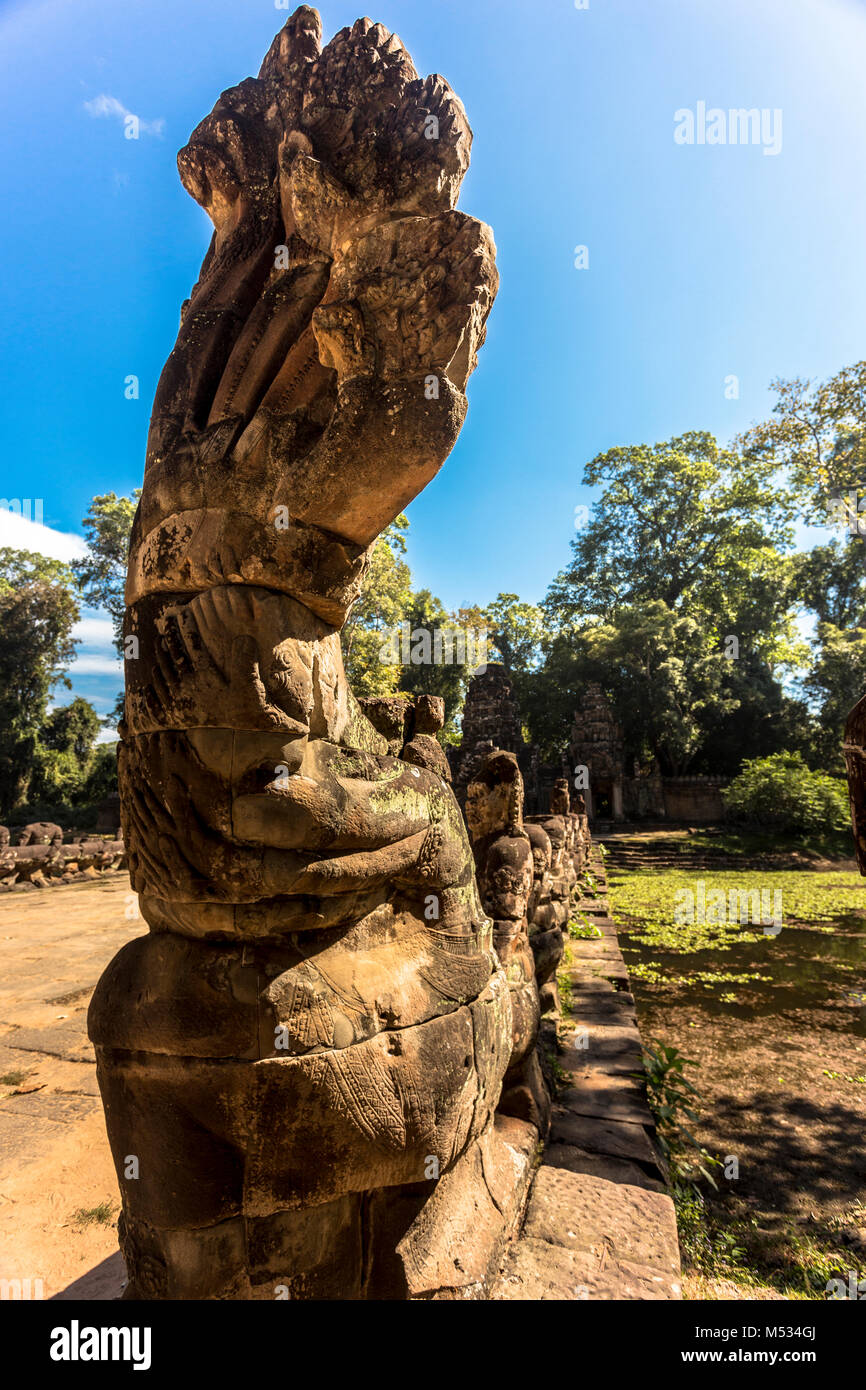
[0,549,81,816]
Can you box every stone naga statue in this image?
[89,9,509,1300]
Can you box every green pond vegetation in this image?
[610,868,865,992]
[617,866,866,1298]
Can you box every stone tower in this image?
[569,682,625,820]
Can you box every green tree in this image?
[396,588,476,736]
[525,601,738,774]
[481,593,546,674]
[0,549,80,816]
[803,622,866,772]
[736,361,866,524]
[41,696,101,764]
[692,654,812,775]
[544,431,793,627]
[463,593,547,741]
[538,432,808,770]
[73,491,139,655]
[793,539,866,628]
[342,514,412,698]
[78,742,119,810]
[30,696,103,806]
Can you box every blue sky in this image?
[2,0,866,724]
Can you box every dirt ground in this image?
[0,874,143,1300]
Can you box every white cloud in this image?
[0,506,87,562]
[72,616,115,645]
[0,507,125,708]
[84,93,165,138]
[71,655,123,676]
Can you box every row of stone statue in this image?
[465,752,589,1135]
[0,820,125,890]
[0,838,126,890]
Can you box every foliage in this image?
[529,430,812,768]
[638,1041,719,1188]
[0,549,80,816]
[568,915,602,939]
[483,593,546,673]
[73,492,139,656]
[526,600,740,774]
[793,538,866,628]
[395,588,476,734]
[690,653,812,775]
[79,742,119,805]
[342,515,412,698]
[544,430,793,626]
[343,516,487,738]
[73,1203,116,1227]
[556,969,573,1012]
[29,699,113,810]
[736,361,866,523]
[610,866,863,955]
[676,1184,857,1300]
[40,697,101,763]
[802,622,866,772]
[723,752,850,834]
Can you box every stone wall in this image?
[658,776,728,823]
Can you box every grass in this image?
[543,1046,571,1095]
[676,1186,861,1300]
[688,826,854,861]
[615,846,866,1300]
[557,969,574,1013]
[0,1070,30,1087]
[72,1202,115,1227]
[637,1041,861,1300]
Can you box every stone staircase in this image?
[598,831,791,874]
[601,838,736,872]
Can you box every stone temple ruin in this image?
[450,663,537,808]
[569,682,626,821]
[83,9,622,1301]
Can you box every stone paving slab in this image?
[3,1018,94,1065]
[492,1239,681,1300]
[569,916,618,938]
[570,976,618,996]
[572,991,637,1024]
[558,1072,650,1125]
[0,1109,69,1168]
[523,1167,680,1274]
[0,877,143,1200]
[543,1142,664,1192]
[549,1108,659,1164]
[565,939,624,960]
[492,846,680,1300]
[590,917,619,936]
[0,1090,99,1124]
[575,960,631,988]
[560,1024,644,1076]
